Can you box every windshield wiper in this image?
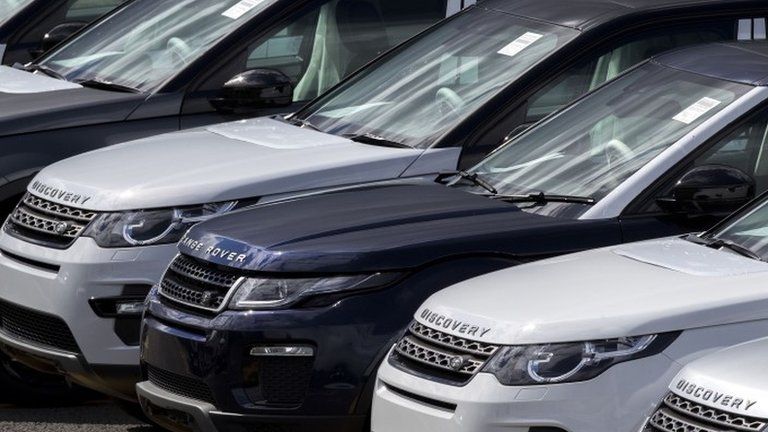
[685,234,764,262]
[76,79,141,94]
[491,192,596,206]
[287,116,323,132]
[24,64,66,81]
[344,133,412,149]
[436,171,498,195]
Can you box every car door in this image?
[620,104,768,242]
[179,0,456,130]
[457,13,768,169]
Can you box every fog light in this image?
[250,346,314,357]
[89,296,147,317]
[116,301,146,315]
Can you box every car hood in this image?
[0,66,143,137]
[670,337,768,418]
[180,184,618,273]
[416,237,768,345]
[30,117,457,211]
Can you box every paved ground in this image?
[0,401,161,432]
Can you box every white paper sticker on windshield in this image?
[222,0,263,19]
[673,97,721,124]
[0,45,6,63]
[498,32,543,58]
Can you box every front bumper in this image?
[136,285,423,432]
[137,380,365,432]
[372,349,680,432]
[0,231,174,398]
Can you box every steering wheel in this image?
[436,87,465,121]
[167,37,193,66]
[603,138,634,170]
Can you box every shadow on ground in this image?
[0,400,162,431]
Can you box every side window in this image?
[65,0,124,22]
[524,19,737,124]
[636,109,768,214]
[242,0,448,102]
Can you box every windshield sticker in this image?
[498,32,543,58]
[673,97,721,125]
[0,45,5,62]
[222,0,263,19]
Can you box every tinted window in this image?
[245,0,448,101]
[525,20,737,123]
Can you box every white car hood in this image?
[31,117,452,211]
[417,237,768,345]
[671,337,768,418]
[0,65,82,94]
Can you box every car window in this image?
[638,109,768,213]
[40,0,276,92]
[65,0,124,21]
[244,0,449,102]
[297,8,579,149]
[0,0,35,25]
[466,62,752,218]
[525,20,738,123]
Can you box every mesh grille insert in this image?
[147,364,215,405]
[159,255,241,313]
[0,299,80,353]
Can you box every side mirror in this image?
[30,22,87,59]
[657,164,755,215]
[210,68,294,114]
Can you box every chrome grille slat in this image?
[409,321,499,357]
[644,393,768,432]
[11,206,83,238]
[158,255,241,313]
[664,393,767,432]
[390,321,500,385]
[394,335,484,375]
[648,407,723,432]
[22,194,97,223]
[5,194,98,248]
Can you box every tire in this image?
[0,352,94,406]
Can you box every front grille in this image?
[389,321,500,386]
[159,255,241,313]
[644,392,768,432]
[0,299,80,353]
[147,364,215,405]
[4,193,98,248]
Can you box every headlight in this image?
[83,201,237,247]
[229,273,399,310]
[483,333,678,385]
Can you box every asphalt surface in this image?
[0,401,161,432]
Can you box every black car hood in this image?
[0,85,144,137]
[180,184,619,273]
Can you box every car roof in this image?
[653,41,768,86]
[484,0,766,30]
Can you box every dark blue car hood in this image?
[0,86,144,137]
[180,184,620,273]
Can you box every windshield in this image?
[37,0,274,92]
[297,7,579,149]
[0,0,34,25]
[469,62,752,214]
[710,199,768,261]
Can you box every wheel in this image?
[0,352,94,406]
